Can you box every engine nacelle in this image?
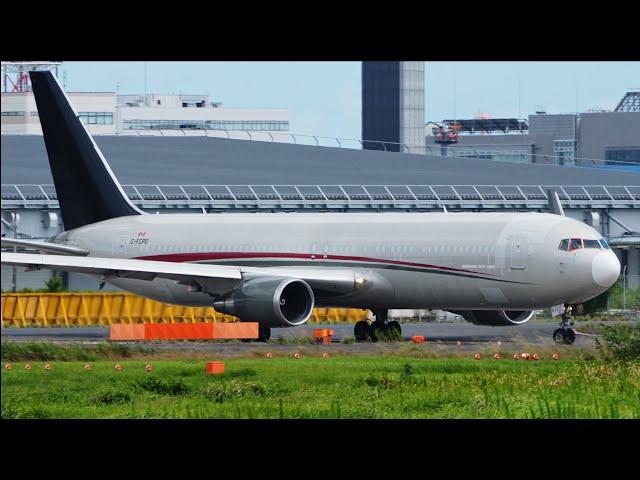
[454,309,534,326]
[213,277,314,328]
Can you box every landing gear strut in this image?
[258,326,271,342]
[553,306,576,345]
[353,310,402,342]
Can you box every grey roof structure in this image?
[1,135,638,186]
[615,91,639,112]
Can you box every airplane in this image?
[1,71,621,344]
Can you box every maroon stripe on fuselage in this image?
[134,252,498,277]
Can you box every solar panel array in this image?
[3,184,638,210]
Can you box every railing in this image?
[112,129,640,168]
[2,184,638,210]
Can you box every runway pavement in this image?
[0,321,601,352]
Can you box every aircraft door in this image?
[509,236,527,270]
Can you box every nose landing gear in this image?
[353,310,402,342]
[553,306,576,345]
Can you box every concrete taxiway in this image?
[0,321,602,352]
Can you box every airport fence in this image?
[0,292,369,328]
[606,275,640,312]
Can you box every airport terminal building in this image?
[1,91,289,140]
[425,92,640,169]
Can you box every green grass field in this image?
[2,354,639,419]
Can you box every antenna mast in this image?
[2,61,62,92]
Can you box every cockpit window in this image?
[583,239,601,249]
[559,237,608,251]
[568,238,583,251]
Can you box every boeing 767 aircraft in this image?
[1,71,621,343]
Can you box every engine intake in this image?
[213,277,314,328]
[454,309,534,326]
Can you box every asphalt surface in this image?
[0,321,600,353]
[3,135,637,186]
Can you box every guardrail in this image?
[0,292,368,328]
[3,184,639,210]
[114,129,640,168]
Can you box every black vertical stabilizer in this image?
[30,71,142,230]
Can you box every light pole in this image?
[622,265,627,311]
[11,212,18,292]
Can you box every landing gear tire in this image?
[386,321,402,341]
[258,327,271,343]
[564,328,576,345]
[354,321,370,342]
[369,323,385,343]
[554,306,576,345]
[354,310,397,342]
[553,328,576,345]
[553,328,566,344]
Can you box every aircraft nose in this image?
[592,251,620,288]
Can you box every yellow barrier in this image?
[1,292,369,328]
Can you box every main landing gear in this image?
[354,310,402,342]
[553,306,576,345]
[258,326,271,342]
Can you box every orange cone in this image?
[114,364,122,372]
[24,363,32,370]
[294,352,301,359]
[84,364,91,371]
[4,363,11,370]
[44,364,52,371]
[145,364,152,372]
[552,353,560,361]
[474,353,481,360]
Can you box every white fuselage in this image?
[53,211,620,312]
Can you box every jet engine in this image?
[454,310,534,326]
[213,277,315,327]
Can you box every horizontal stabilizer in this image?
[2,252,242,282]
[1,238,90,256]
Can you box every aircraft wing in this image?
[1,238,90,256]
[2,252,242,284]
[1,253,363,295]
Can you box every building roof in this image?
[442,118,528,133]
[1,134,637,186]
[615,91,640,112]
